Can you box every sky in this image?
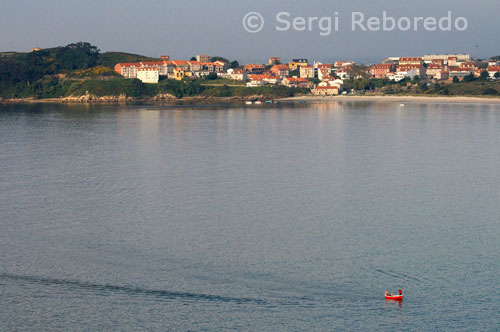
[1,0,499,64]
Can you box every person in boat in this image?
[398,289,402,295]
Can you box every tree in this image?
[211,56,229,63]
[55,42,100,71]
[206,72,218,80]
[482,88,498,95]
[494,72,500,79]
[463,73,475,82]
[480,70,489,80]
[230,60,240,69]
[443,87,450,95]
[289,69,300,77]
[190,57,196,61]
[452,76,460,83]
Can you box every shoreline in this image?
[2,94,500,105]
[282,95,500,104]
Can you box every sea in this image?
[1,101,500,331]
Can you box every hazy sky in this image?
[1,0,499,64]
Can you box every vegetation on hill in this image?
[98,52,159,68]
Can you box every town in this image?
[2,43,500,101]
[114,53,500,97]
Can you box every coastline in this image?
[281,95,500,104]
[3,94,500,105]
[0,95,260,105]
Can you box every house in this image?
[244,64,266,73]
[246,75,268,87]
[270,64,290,78]
[173,68,185,80]
[426,64,445,79]
[317,64,332,80]
[317,68,331,81]
[229,69,248,81]
[30,47,42,52]
[141,61,171,76]
[488,60,499,67]
[334,61,355,68]
[188,61,202,72]
[282,77,313,88]
[474,69,484,78]
[160,55,170,60]
[202,62,215,73]
[431,59,445,66]
[269,57,281,65]
[460,62,477,70]
[335,69,351,80]
[248,74,281,85]
[319,77,343,92]
[114,63,141,78]
[448,57,458,67]
[397,65,426,79]
[213,61,228,73]
[434,71,449,81]
[399,57,423,66]
[300,65,315,79]
[172,60,190,71]
[136,67,159,84]
[449,67,474,80]
[289,59,308,70]
[370,64,396,79]
[196,55,211,63]
[487,66,500,79]
[312,86,340,96]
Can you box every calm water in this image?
[1,101,500,331]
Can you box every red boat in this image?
[385,291,403,301]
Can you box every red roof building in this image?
[370,64,396,78]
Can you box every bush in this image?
[78,79,156,97]
[482,88,498,95]
[205,72,218,80]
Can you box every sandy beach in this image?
[282,95,500,104]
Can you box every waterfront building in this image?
[312,86,340,96]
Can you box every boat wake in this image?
[375,269,422,283]
[0,273,267,305]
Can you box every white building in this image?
[228,68,248,81]
[423,54,471,64]
[137,68,159,84]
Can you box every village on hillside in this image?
[114,53,500,96]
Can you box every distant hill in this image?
[99,52,159,68]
